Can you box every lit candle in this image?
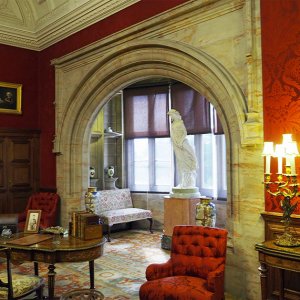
[291,156,296,174]
[262,142,274,174]
[285,141,299,174]
[266,155,271,174]
[286,155,291,167]
[275,144,285,174]
[278,156,283,174]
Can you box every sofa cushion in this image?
[95,189,133,213]
[99,208,152,225]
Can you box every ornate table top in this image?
[255,240,300,261]
[0,232,105,251]
[0,232,106,264]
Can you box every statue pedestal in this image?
[161,196,200,250]
[169,186,201,199]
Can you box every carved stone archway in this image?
[54,40,253,226]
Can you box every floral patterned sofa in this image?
[94,188,153,241]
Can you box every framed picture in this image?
[0,81,22,114]
[24,210,41,234]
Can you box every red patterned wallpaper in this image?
[261,0,300,212]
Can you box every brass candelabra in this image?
[264,173,300,246]
[263,134,300,247]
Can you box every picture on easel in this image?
[24,210,41,233]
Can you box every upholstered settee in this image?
[18,192,60,231]
[139,225,228,300]
[94,188,153,241]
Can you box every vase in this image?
[84,187,99,213]
[195,197,216,227]
[107,166,114,178]
[90,167,96,178]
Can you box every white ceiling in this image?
[0,0,139,51]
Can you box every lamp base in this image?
[274,231,300,247]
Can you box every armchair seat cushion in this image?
[140,276,213,300]
[0,273,43,299]
[99,208,152,225]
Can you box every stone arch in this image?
[55,40,252,229]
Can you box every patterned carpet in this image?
[8,230,170,299]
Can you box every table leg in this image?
[34,261,39,276]
[89,260,95,289]
[279,269,285,300]
[258,262,268,300]
[47,263,56,300]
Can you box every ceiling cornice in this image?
[0,0,139,51]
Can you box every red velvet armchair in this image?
[18,192,60,231]
[139,225,228,300]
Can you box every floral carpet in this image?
[6,230,170,299]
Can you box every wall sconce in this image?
[263,133,300,247]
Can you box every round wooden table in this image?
[0,233,106,299]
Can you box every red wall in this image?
[0,44,39,128]
[261,0,300,212]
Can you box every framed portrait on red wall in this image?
[0,81,22,114]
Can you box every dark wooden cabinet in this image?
[261,212,300,300]
[0,129,40,214]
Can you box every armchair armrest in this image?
[146,259,173,281]
[207,263,225,294]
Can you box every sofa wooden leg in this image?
[148,218,153,233]
[107,224,112,242]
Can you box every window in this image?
[124,82,227,200]
[126,138,173,192]
[126,133,226,198]
[194,133,227,199]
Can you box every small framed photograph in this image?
[24,210,41,234]
[0,81,22,114]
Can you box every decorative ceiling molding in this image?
[0,0,140,51]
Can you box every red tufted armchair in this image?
[18,192,60,231]
[139,225,228,300]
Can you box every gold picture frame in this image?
[24,210,42,234]
[0,81,22,114]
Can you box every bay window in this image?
[124,82,226,200]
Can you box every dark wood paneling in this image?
[0,129,40,214]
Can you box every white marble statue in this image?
[168,109,198,188]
